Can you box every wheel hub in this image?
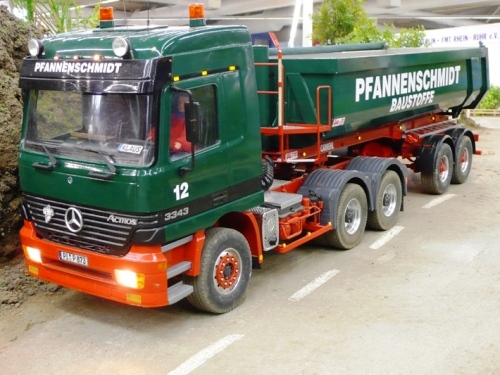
[439,155,450,182]
[344,198,361,234]
[382,184,397,216]
[215,252,240,290]
[346,208,355,222]
[460,148,470,172]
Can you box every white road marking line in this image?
[167,334,244,375]
[369,225,404,250]
[423,193,457,209]
[288,269,340,302]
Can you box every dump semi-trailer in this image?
[19,4,489,313]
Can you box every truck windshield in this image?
[22,90,155,167]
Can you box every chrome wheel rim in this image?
[382,184,397,217]
[344,198,362,235]
[439,154,450,183]
[459,147,470,173]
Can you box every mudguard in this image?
[345,156,408,212]
[415,134,454,174]
[446,128,476,156]
[297,169,371,227]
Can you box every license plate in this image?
[59,251,88,266]
[118,143,143,155]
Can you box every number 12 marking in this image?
[174,182,189,201]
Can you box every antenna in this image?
[147,1,150,27]
[122,0,128,26]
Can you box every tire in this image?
[321,184,367,250]
[184,227,252,314]
[451,136,473,184]
[367,170,402,230]
[421,143,453,195]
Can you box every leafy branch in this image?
[11,0,100,34]
[311,0,428,47]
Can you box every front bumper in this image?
[20,221,171,308]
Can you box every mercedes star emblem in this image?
[65,207,84,233]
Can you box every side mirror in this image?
[184,101,201,145]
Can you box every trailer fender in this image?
[446,128,476,155]
[345,156,408,212]
[297,169,371,227]
[415,134,454,174]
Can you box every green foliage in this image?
[478,86,500,109]
[311,0,368,45]
[381,25,429,48]
[312,0,427,47]
[12,0,100,34]
[80,5,100,30]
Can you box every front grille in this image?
[23,194,160,256]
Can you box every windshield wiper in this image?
[42,146,59,167]
[88,149,117,175]
[72,146,118,179]
[26,141,60,171]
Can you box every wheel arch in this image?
[446,127,477,156]
[218,211,263,265]
[346,156,408,212]
[415,134,455,174]
[297,169,372,228]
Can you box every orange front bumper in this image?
[20,221,170,308]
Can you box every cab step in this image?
[168,282,193,305]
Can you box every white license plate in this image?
[59,251,88,266]
[118,143,143,155]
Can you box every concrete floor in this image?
[0,120,499,375]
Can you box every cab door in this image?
[161,77,231,241]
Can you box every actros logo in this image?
[107,215,138,226]
[65,207,84,233]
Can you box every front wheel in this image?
[321,183,367,250]
[421,143,453,195]
[367,170,402,230]
[184,227,252,314]
[451,136,473,184]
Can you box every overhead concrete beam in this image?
[377,0,400,8]
[80,0,500,33]
[364,0,491,28]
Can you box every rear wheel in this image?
[321,184,367,250]
[421,143,453,195]
[367,170,402,230]
[451,136,473,184]
[184,227,251,314]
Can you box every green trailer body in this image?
[254,44,488,150]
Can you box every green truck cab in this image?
[19,10,264,311]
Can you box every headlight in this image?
[25,246,42,263]
[28,39,44,57]
[114,269,145,289]
[112,37,130,57]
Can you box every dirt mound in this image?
[0,257,62,315]
[0,6,42,261]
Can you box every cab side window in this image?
[169,85,219,160]
[192,85,218,150]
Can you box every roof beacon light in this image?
[99,7,115,28]
[189,3,206,27]
[28,38,44,58]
